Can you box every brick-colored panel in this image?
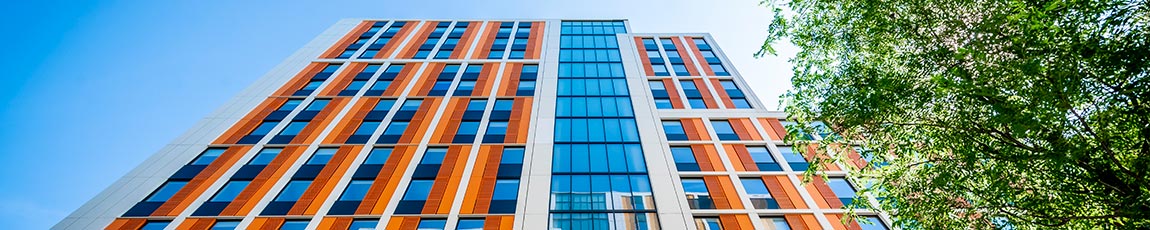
[104,218,145,230]
[525,21,546,59]
[686,36,717,76]
[406,63,446,97]
[384,216,421,230]
[319,21,373,59]
[394,21,439,59]
[422,145,473,214]
[152,146,252,216]
[360,145,421,214]
[802,144,842,171]
[661,79,687,109]
[761,175,809,209]
[175,218,215,230]
[461,145,503,214]
[398,98,442,144]
[318,62,368,96]
[374,22,419,59]
[680,118,712,141]
[503,97,533,144]
[709,78,736,108]
[671,37,701,76]
[729,118,764,141]
[317,217,354,230]
[702,176,743,209]
[471,63,501,97]
[382,63,421,97]
[634,37,657,76]
[450,21,483,59]
[719,214,755,230]
[272,62,329,97]
[483,215,515,230]
[690,144,726,171]
[783,214,824,229]
[218,146,308,216]
[824,214,866,230]
[286,98,350,145]
[286,146,363,215]
[247,217,285,230]
[690,79,720,109]
[212,97,289,144]
[469,22,501,59]
[428,98,470,144]
[759,118,788,141]
[495,63,523,97]
[322,98,379,144]
[805,176,845,209]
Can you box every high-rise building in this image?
[56,19,891,230]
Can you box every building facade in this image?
[55,19,890,230]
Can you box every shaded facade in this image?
[56,19,890,230]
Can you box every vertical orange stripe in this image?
[469,22,500,59]
[671,37,701,76]
[662,79,686,109]
[472,63,501,97]
[451,22,482,59]
[692,79,719,109]
[375,21,419,59]
[634,37,656,76]
[759,118,788,140]
[395,21,439,59]
[220,146,307,216]
[685,36,716,76]
[525,21,545,59]
[709,78,736,108]
[407,63,445,96]
[323,98,378,144]
[384,63,421,96]
[291,98,349,144]
[320,21,373,59]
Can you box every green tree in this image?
[759,0,1150,228]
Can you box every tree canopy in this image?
[760,0,1150,228]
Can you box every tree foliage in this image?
[760,0,1150,228]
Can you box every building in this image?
[55,19,891,230]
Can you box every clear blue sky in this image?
[0,0,795,228]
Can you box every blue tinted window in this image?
[860,216,888,230]
[456,219,484,230]
[670,147,697,165]
[457,121,480,135]
[766,217,791,230]
[711,120,737,139]
[828,178,856,198]
[487,121,508,135]
[306,148,337,165]
[348,220,378,230]
[354,121,381,135]
[338,180,372,201]
[402,180,434,200]
[747,147,774,163]
[502,147,524,164]
[375,99,396,111]
[191,148,226,165]
[662,121,687,140]
[304,99,330,111]
[416,219,446,230]
[420,148,447,165]
[250,122,278,136]
[364,147,393,164]
[280,221,309,230]
[382,122,409,135]
[279,99,304,111]
[140,221,170,230]
[401,99,422,110]
[145,181,188,202]
[695,218,721,230]
[302,80,324,90]
[682,179,708,194]
[248,148,282,165]
[274,180,312,202]
[210,181,251,202]
[492,180,519,200]
[278,121,309,136]
[778,147,808,171]
[211,221,239,230]
[466,100,487,112]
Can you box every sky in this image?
[0,0,796,228]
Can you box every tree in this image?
[759,0,1150,228]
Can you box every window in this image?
[305,148,337,165]
[248,148,282,165]
[747,146,782,171]
[652,63,670,76]
[209,181,251,202]
[680,81,707,108]
[457,219,484,230]
[493,180,519,201]
[278,99,304,111]
[778,146,809,171]
[710,63,729,76]
[402,180,434,201]
[681,179,713,209]
[210,221,240,230]
[662,120,688,141]
[304,99,329,111]
[378,121,409,143]
[710,120,739,140]
[455,121,480,143]
[718,80,751,108]
[695,218,722,230]
[348,220,378,230]
[741,178,777,209]
[274,180,312,202]
[859,216,889,230]
[144,181,188,202]
[279,220,309,230]
[301,80,324,91]
[140,221,170,230]
[337,180,372,201]
[672,64,689,76]
[278,121,309,136]
[648,81,673,109]
[416,219,446,230]
[249,121,278,136]
[828,178,857,206]
[762,217,791,230]
[486,121,508,136]
[654,99,672,109]
[190,148,226,165]
[353,121,380,136]
[363,147,392,164]
[670,147,699,171]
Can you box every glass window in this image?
[279,99,304,111]
[353,121,380,136]
[145,181,188,202]
[348,220,378,230]
[210,181,251,202]
[502,147,524,164]
[747,146,781,171]
[338,180,372,201]
[402,180,434,201]
[278,121,309,136]
[190,148,226,165]
[694,218,722,230]
[654,99,672,109]
[346,80,367,92]
[487,121,509,135]
[279,220,309,230]
[492,179,519,200]
[306,148,338,165]
[710,120,739,140]
[140,221,170,230]
[670,147,698,171]
[211,221,240,230]
[244,148,281,165]
[778,146,809,171]
[662,120,687,141]
[274,180,312,202]
[648,81,665,90]
[682,179,712,209]
[304,99,329,111]
[416,219,446,230]
[420,148,447,165]
[828,178,857,199]
[741,178,775,209]
[301,80,324,91]
[363,147,392,164]
[250,121,278,136]
[382,121,409,136]
[762,217,791,230]
[456,219,484,230]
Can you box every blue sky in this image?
[0,0,795,228]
